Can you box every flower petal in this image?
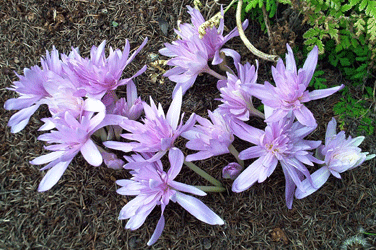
[295,167,331,199]
[174,191,224,225]
[80,139,102,166]
[147,214,165,246]
[38,160,70,192]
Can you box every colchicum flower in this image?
[181,109,234,161]
[104,88,196,166]
[3,46,79,133]
[30,102,124,192]
[66,39,148,99]
[231,117,323,208]
[252,44,344,127]
[159,6,247,97]
[295,118,375,199]
[116,148,224,246]
[217,61,264,122]
[101,80,144,141]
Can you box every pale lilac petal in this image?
[282,166,296,209]
[4,97,39,110]
[238,146,264,160]
[174,191,224,225]
[308,85,344,100]
[38,161,70,192]
[230,120,263,145]
[348,136,365,147]
[232,157,264,192]
[301,45,318,86]
[83,98,106,113]
[295,166,331,199]
[325,118,337,140]
[167,148,184,180]
[147,215,165,246]
[80,139,102,166]
[103,141,133,152]
[30,151,64,165]
[126,209,153,230]
[265,109,289,123]
[293,106,316,127]
[169,181,206,196]
[8,104,40,133]
[185,151,213,162]
[167,87,182,130]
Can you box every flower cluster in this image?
[4,5,374,247]
[5,39,148,191]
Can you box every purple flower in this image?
[4,66,50,133]
[159,6,247,97]
[222,162,243,180]
[295,118,375,199]
[104,88,196,166]
[217,61,265,122]
[181,110,234,161]
[104,80,144,120]
[101,80,144,140]
[66,39,147,99]
[97,146,125,169]
[252,44,344,127]
[30,103,124,192]
[231,118,323,208]
[116,148,224,246]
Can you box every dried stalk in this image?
[236,0,279,62]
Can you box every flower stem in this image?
[204,67,227,80]
[184,161,223,187]
[194,186,226,193]
[224,0,238,14]
[229,144,244,167]
[362,232,376,236]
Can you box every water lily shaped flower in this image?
[159,6,247,97]
[30,101,125,192]
[231,117,323,208]
[104,88,196,167]
[116,148,224,246]
[252,44,344,127]
[217,61,265,122]
[295,118,375,199]
[181,109,234,161]
[66,39,148,99]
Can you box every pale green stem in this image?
[229,144,244,167]
[204,67,227,80]
[194,186,226,193]
[224,0,238,14]
[93,127,108,142]
[184,161,223,187]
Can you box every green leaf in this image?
[359,0,368,11]
[341,4,353,12]
[339,57,351,66]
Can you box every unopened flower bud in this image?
[222,162,242,180]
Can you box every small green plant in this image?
[242,0,291,32]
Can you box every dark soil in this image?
[1,0,376,249]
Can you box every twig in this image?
[236,0,279,62]
[261,4,274,46]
